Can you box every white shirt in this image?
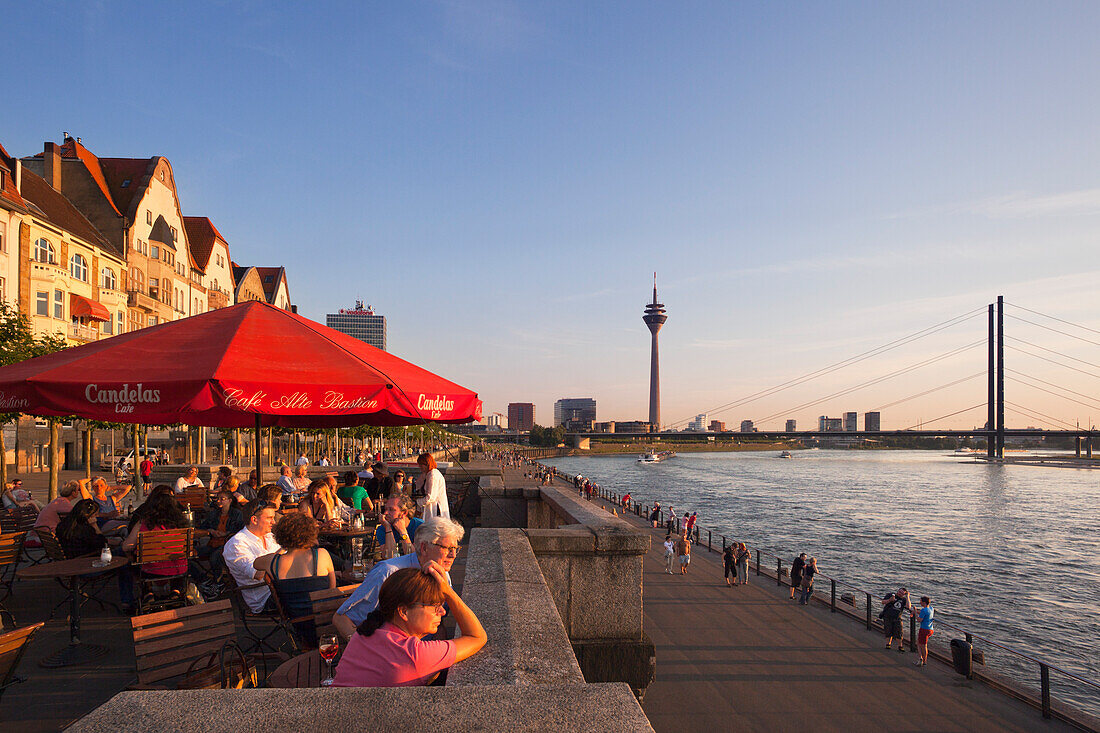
[223,527,281,612]
[663,539,675,556]
[296,456,310,466]
[174,476,204,494]
[319,457,331,466]
[416,468,450,521]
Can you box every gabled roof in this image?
[18,167,112,251]
[98,157,156,219]
[254,266,286,300]
[0,142,29,212]
[183,216,228,271]
[34,137,124,217]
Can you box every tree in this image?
[0,301,69,495]
[529,424,566,447]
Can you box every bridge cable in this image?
[1004,344,1100,381]
[870,372,985,412]
[1005,301,1100,338]
[748,340,984,427]
[1004,313,1100,349]
[1003,401,1080,431]
[898,403,985,431]
[1005,370,1100,410]
[666,307,987,429]
[1006,336,1100,371]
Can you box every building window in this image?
[134,238,141,252]
[0,222,6,253]
[147,210,152,225]
[0,276,5,301]
[117,311,124,334]
[53,290,64,319]
[170,226,177,242]
[101,267,117,290]
[103,315,113,335]
[149,315,158,326]
[69,253,89,282]
[34,238,55,264]
[36,291,48,316]
[150,244,160,260]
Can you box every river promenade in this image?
[511,468,1079,732]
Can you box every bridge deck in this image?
[502,468,1077,733]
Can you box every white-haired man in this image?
[332,516,464,639]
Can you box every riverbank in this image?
[582,441,794,455]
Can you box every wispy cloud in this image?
[887,188,1100,221]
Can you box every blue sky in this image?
[6,2,1100,430]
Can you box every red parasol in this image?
[0,300,482,429]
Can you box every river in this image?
[545,449,1100,719]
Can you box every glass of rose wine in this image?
[319,634,339,686]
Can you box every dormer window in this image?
[121,179,131,188]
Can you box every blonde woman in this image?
[798,557,817,604]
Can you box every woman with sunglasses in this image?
[333,564,486,687]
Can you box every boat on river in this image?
[778,450,792,458]
[638,450,675,463]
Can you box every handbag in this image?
[180,640,257,690]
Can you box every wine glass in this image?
[318,634,339,686]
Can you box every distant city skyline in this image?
[7,3,1099,431]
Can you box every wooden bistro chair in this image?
[0,533,27,629]
[305,584,358,642]
[0,509,41,566]
[0,622,45,704]
[129,600,255,690]
[230,578,301,683]
[134,529,195,615]
[177,487,208,513]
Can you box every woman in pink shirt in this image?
[333,564,487,687]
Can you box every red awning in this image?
[0,300,482,429]
[70,294,111,322]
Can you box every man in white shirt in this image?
[222,502,281,612]
[174,467,204,495]
[295,453,309,466]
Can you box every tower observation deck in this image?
[643,275,667,429]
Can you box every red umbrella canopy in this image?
[0,301,482,428]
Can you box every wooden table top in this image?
[318,526,374,538]
[268,650,323,689]
[17,555,129,580]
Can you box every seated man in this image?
[35,479,90,532]
[3,478,43,512]
[234,470,260,505]
[174,466,204,495]
[376,494,422,560]
[333,517,463,639]
[275,465,297,499]
[336,471,372,512]
[222,500,281,612]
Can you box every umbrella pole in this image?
[254,414,263,486]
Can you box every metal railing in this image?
[585,483,1100,731]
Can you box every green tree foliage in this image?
[529,424,566,447]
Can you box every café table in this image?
[269,649,323,688]
[17,555,130,667]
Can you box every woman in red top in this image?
[121,493,190,576]
[333,564,486,687]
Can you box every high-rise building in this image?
[843,412,858,432]
[642,274,667,430]
[864,412,881,431]
[326,300,386,350]
[740,420,755,433]
[554,398,596,426]
[709,420,726,432]
[486,413,503,428]
[507,402,535,432]
[687,414,708,431]
[819,416,843,432]
[785,419,797,432]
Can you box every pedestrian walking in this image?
[663,534,676,574]
[880,587,912,651]
[735,542,750,585]
[676,533,692,574]
[798,557,817,605]
[723,543,737,586]
[789,552,806,600]
[915,596,934,666]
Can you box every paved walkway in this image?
[584,492,1073,733]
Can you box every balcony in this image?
[68,323,100,342]
[208,290,230,310]
[127,289,157,312]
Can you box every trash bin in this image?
[950,638,972,676]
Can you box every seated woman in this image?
[293,464,311,497]
[55,499,109,558]
[253,512,336,647]
[333,565,486,687]
[121,493,192,608]
[300,479,347,523]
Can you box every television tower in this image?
[643,274,667,430]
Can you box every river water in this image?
[546,449,1100,719]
